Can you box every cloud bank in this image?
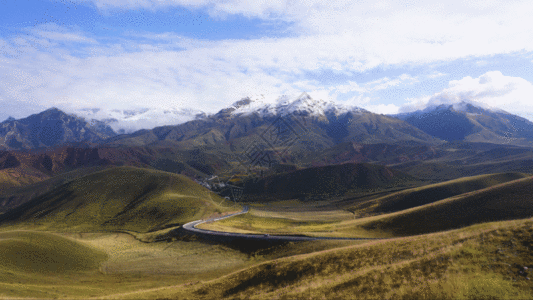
[1,1,533,125]
[401,71,533,118]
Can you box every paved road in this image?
[182,206,383,241]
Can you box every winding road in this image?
[182,206,382,241]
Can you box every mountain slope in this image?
[0,231,107,274]
[0,108,116,150]
[394,101,533,146]
[0,166,234,232]
[104,93,442,150]
[242,162,417,201]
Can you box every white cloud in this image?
[332,74,418,95]
[364,103,401,115]
[400,71,533,119]
[3,1,533,126]
[77,0,533,65]
[428,72,447,79]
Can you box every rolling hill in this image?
[173,217,533,300]
[0,231,107,274]
[0,165,111,213]
[359,175,533,236]
[348,172,530,216]
[0,166,235,232]
[242,162,418,201]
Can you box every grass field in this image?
[129,217,533,299]
[201,172,533,239]
[0,165,111,213]
[0,166,237,232]
[347,172,530,217]
[1,167,533,299]
[0,230,363,299]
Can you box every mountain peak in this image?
[43,107,63,113]
[2,116,16,123]
[224,92,364,119]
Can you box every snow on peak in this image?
[227,92,364,118]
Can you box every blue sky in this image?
[1,0,533,128]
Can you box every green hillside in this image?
[172,217,533,300]
[349,172,530,216]
[361,175,533,236]
[243,162,418,201]
[0,165,111,213]
[0,231,107,274]
[0,166,235,232]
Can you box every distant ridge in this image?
[0,108,116,150]
[392,101,533,146]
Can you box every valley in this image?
[1,97,533,299]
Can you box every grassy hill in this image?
[348,172,530,216]
[0,166,235,232]
[200,172,533,239]
[359,175,533,236]
[392,158,533,181]
[123,217,533,299]
[0,165,111,213]
[0,231,107,274]
[242,162,419,201]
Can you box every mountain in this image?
[105,93,442,151]
[1,116,16,123]
[393,101,533,146]
[0,108,116,150]
[74,107,207,134]
[300,141,443,166]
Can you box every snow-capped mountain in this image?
[105,92,441,149]
[394,101,505,120]
[391,101,533,145]
[74,107,207,134]
[219,92,365,119]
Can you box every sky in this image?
[1,0,533,128]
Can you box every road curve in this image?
[182,206,383,241]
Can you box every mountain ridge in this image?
[0,108,116,150]
[392,101,533,146]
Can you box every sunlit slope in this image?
[0,165,111,213]
[0,166,233,232]
[200,173,533,239]
[0,231,107,274]
[170,218,533,300]
[349,172,530,216]
[360,175,533,236]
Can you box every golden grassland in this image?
[347,172,530,217]
[1,169,533,299]
[0,230,361,299]
[128,217,533,300]
[200,173,533,238]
